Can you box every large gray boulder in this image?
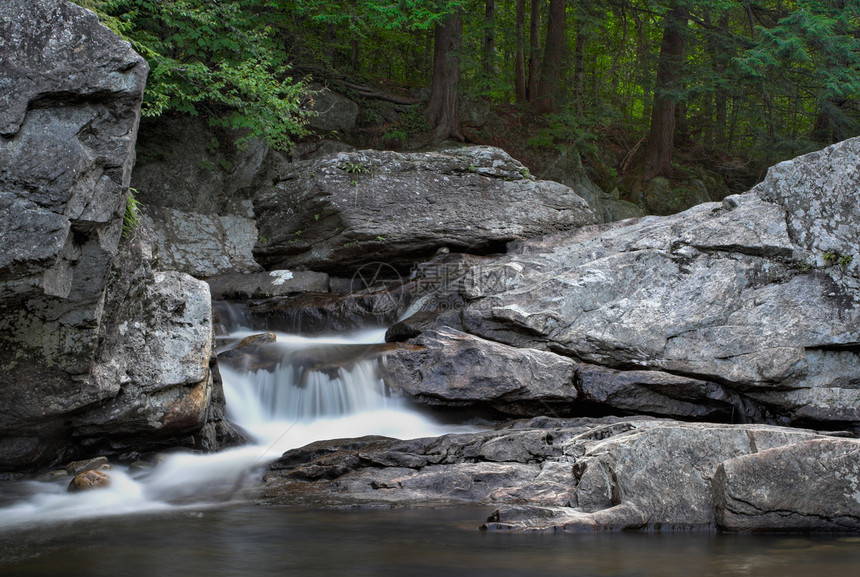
[0,1,238,469]
[252,146,597,273]
[751,138,860,292]
[713,438,860,532]
[454,143,860,427]
[0,0,148,462]
[260,417,859,532]
[381,327,579,416]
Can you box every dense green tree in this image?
[77,0,860,185]
[75,0,311,150]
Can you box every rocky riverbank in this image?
[1,0,857,533]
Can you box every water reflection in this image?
[1,506,859,577]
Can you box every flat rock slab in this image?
[207,270,330,300]
[260,417,857,532]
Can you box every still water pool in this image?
[2,505,859,577]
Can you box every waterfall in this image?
[0,303,471,530]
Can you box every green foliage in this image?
[341,161,369,174]
[384,106,430,144]
[122,189,142,239]
[823,251,854,268]
[527,106,608,156]
[74,0,311,151]
[76,0,860,177]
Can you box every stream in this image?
[1,303,859,575]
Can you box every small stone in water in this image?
[237,332,277,348]
[65,456,109,476]
[68,469,111,492]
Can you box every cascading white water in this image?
[0,306,472,531]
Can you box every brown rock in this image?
[68,469,111,492]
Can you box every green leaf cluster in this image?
[75,0,311,150]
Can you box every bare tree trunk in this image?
[573,30,586,115]
[643,3,688,180]
[713,11,730,152]
[527,0,541,100]
[515,0,527,103]
[534,0,566,114]
[482,0,496,92]
[425,15,464,144]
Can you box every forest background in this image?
[74,0,860,209]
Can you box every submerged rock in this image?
[260,417,859,532]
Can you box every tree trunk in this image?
[527,0,541,100]
[713,12,730,152]
[533,0,566,114]
[573,30,586,115]
[482,0,496,92]
[643,4,688,180]
[425,15,464,144]
[515,0,527,103]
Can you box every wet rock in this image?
[713,438,860,532]
[65,457,110,476]
[206,270,330,300]
[245,290,406,334]
[381,328,579,416]
[252,146,596,273]
[261,417,852,532]
[68,470,111,492]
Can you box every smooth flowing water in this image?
[1,303,859,575]
[0,305,470,531]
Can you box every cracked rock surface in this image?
[260,417,860,532]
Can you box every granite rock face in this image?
[0,0,148,467]
[252,146,597,273]
[0,1,237,470]
[713,438,860,532]
[261,417,859,532]
[455,174,859,427]
[141,206,262,278]
[751,138,860,292]
[130,115,267,278]
[381,327,579,416]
